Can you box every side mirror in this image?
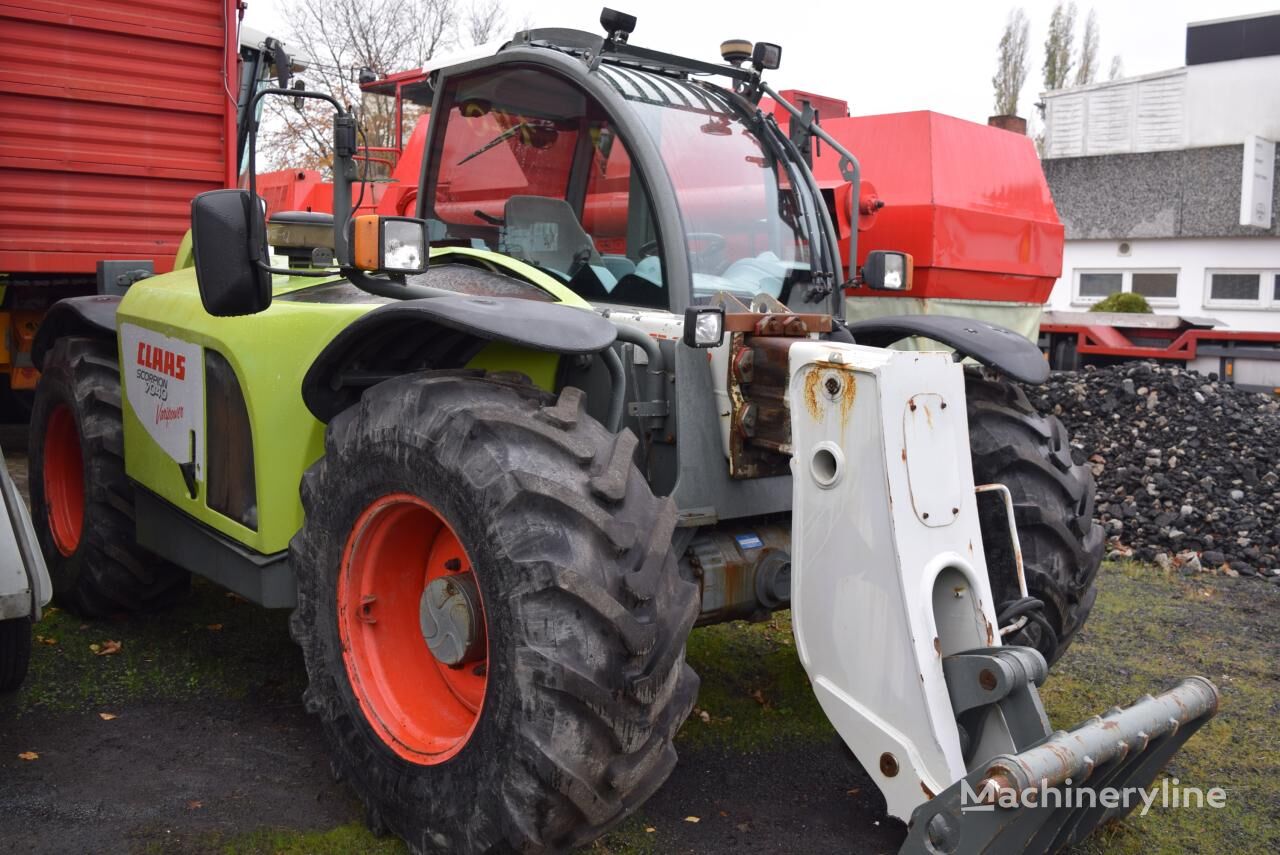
[352,215,429,275]
[861,250,913,291]
[190,190,272,316]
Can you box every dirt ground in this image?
[2,449,1277,854]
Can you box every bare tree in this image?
[992,8,1031,116]
[1042,0,1077,91]
[1108,54,1124,80]
[261,0,503,173]
[465,0,507,45]
[1074,8,1099,85]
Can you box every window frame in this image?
[1071,268,1181,307]
[1202,268,1280,310]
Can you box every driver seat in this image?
[502,195,602,276]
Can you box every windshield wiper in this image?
[457,123,529,165]
[755,114,836,301]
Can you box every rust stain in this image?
[901,447,908,462]
[933,637,941,656]
[923,403,934,429]
[803,367,824,422]
[921,782,935,800]
[838,370,857,426]
[804,362,858,427]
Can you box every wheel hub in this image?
[420,573,485,667]
[338,493,488,765]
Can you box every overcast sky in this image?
[243,0,1280,123]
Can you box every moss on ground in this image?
[1038,564,1280,854]
[1,578,304,715]
[674,611,833,751]
[220,823,407,854]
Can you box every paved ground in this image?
[2,447,1277,854]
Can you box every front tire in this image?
[291,371,700,853]
[29,337,188,617]
[966,373,1103,665]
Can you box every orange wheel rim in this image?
[44,404,85,557]
[338,493,488,764]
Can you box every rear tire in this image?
[966,372,1103,665]
[29,337,189,617]
[291,371,700,853]
[0,617,32,692]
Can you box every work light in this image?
[683,306,725,348]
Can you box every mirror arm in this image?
[242,87,352,278]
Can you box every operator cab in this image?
[421,39,832,312]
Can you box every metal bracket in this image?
[943,647,1051,763]
[627,400,669,418]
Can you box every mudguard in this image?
[843,315,1050,385]
[302,294,617,421]
[32,295,122,371]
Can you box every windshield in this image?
[598,67,817,303]
[424,64,825,309]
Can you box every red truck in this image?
[0,0,282,407]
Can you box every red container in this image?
[0,0,239,275]
[773,103,1064,304]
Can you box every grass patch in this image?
[675,611,833,751]
[1,578,303,715]
[1040,564,1280,853]
[220,823,407,855]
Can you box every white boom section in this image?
[787,341,1001,821]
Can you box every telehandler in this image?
[29,10,1217,853]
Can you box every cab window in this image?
[425,67,666,308]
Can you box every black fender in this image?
[302,294,617,421]
[841,315,1050,385]
[32,296,122,371]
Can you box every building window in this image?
[1131,272,1178,299]
[1073,269,1180,306]
[1078,272,1122,298]
[1203,270,1280,309]
[1209,273,1260,301]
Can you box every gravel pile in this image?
[1023,362,1280,581]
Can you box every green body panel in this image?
[173,230,194,270]
[119,269,372,554]
[118,252,572,556]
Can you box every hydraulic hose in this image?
[609,322,666,430]
[600,346,626,433]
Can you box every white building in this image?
[1040,12,1280,330]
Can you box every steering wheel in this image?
[638,232,728,273]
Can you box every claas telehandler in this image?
[28,9,1217,853]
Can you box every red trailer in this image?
[1039,310,1280,392]
[0,0,274,400]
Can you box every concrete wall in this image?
[1042,145,1280,241]
[1046,235,1280,331]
